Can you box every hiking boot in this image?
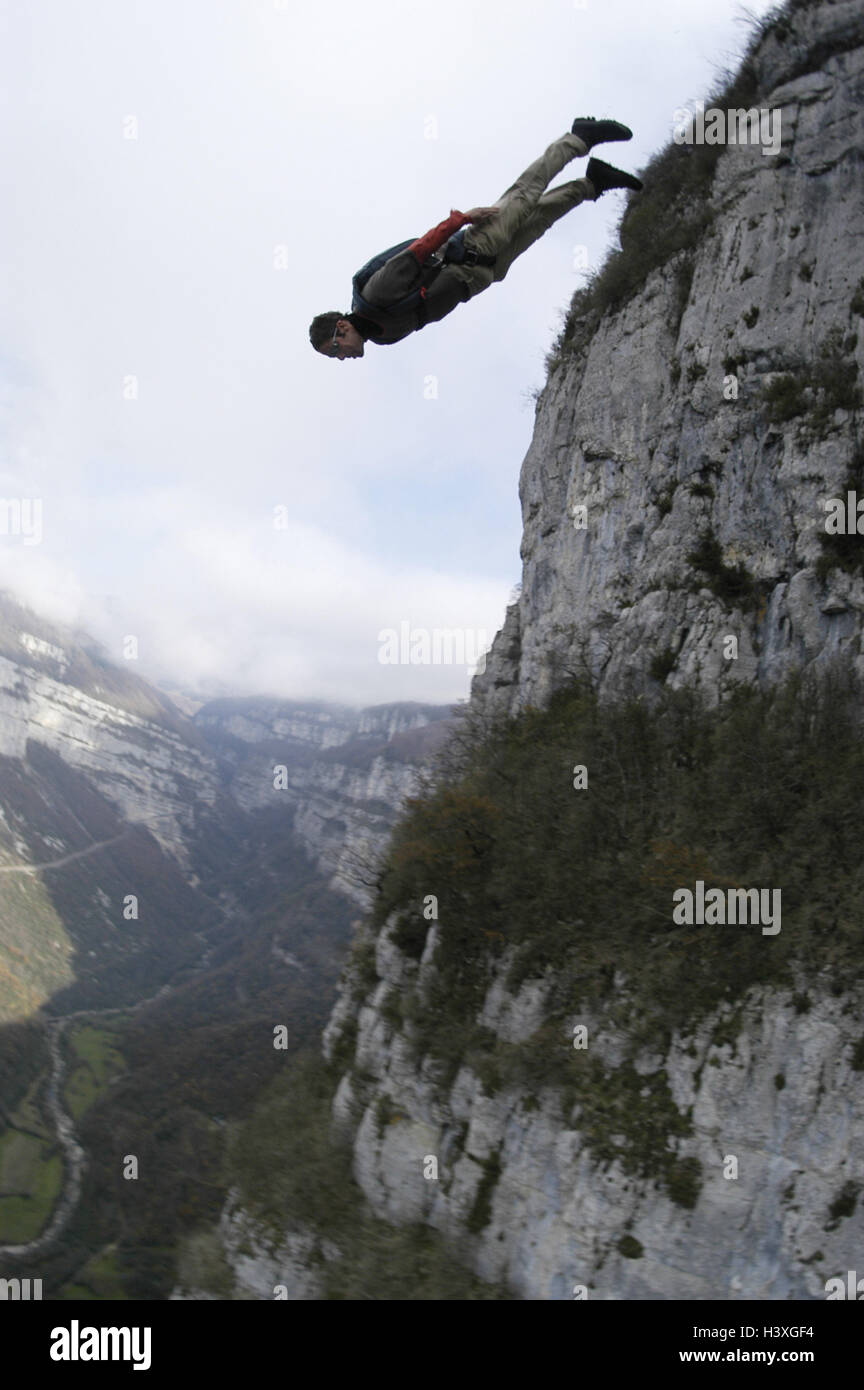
[585,157,644,198]
[570,117,633,150]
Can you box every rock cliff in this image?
[473,0,864,718]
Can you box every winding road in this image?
[0,833,128,875]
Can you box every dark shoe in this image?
[570,117,632,150]
[586,156,643,198]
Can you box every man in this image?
[310,117,643,360]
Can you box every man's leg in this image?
[449,131,588,298]
[450,172,594,298]
[488,176,594,283]
[465,131,588,260]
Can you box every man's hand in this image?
[463,206,501,223]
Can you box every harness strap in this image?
[442,227,498,268]
[459,246,498,267]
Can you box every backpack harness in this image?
[351,227,497,329]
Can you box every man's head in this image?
[309,312,366,360]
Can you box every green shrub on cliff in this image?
[370,668,864,1065]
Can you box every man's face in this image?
[321,319,365,360]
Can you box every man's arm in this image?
[408,209,471,263]
[409,206,501,263]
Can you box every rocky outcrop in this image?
[472,0,864,719]
[171,1189,327,1301]
[321,919,864,1300]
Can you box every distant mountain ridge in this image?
[0,588,453,1020]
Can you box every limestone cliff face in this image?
[304,0,864,1302]
[472,0,864,720]
[319,922,863,1300]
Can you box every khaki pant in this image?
[451,131,592,297]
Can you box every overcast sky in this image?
[0,0,776,707]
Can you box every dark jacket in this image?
[348,210,475,346]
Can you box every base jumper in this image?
[309,118,643,360]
